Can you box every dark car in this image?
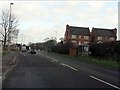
[29,49,36,54]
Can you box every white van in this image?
[21,46,26,52]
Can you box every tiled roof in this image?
[69,26,90,36]
[93,28,115,37]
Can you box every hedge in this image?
[52,42,74,54]
[89,41,120,61]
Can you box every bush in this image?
[89,41,120,61]
[52,42,74,54]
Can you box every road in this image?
[2,51,120,89]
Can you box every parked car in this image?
[29,49,36,54]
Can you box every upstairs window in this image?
[71,35,77,39]
[84,36,89,40]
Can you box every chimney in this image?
[112,28,117,35]
[65,24,70,43]
[66,24,69,31]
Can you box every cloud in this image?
[0,1,118,43]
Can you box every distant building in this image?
[64,24,91,46]
[91,27,117,44]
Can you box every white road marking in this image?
[52,59,58,62]
[60,63,78,71]
[90,75,120,89]
[45,55,58,63]
[23,54,26,56]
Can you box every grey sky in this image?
[0,0,119,44]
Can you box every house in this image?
[91,27,117,44]
[64,24,91,46]
[64,24,91,56]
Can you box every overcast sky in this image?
[0,0,119,44]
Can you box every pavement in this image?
[2,51,17,80]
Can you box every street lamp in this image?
[7,3,14,52]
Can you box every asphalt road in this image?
[2,51,120,89]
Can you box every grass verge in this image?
[47,52,119,70]
[0,50,9,56]
[76,56,119,70]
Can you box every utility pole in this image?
[7,3,14,52]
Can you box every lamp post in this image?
[7,3,14,52]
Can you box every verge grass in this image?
[47,52,119,70]
[0,50,8,56]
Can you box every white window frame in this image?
[84,36,89,40]
[71,35,77,39]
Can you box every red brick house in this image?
[64,24,91,45]
[64,24,90,56]
[91,27,117,44]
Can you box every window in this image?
[84,36,89,40]
[109,37,115,41]
[79,41,82,45]
[71,35,77,39]
[79,35,82,38]
[71,40,77,43]
[97,36,102,40]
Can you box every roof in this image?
[69,26,90,36]
[92,28,115,37]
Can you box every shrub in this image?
[52,42,74,54]
[89,41,120,61]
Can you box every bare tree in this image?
[0,9,19,50]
